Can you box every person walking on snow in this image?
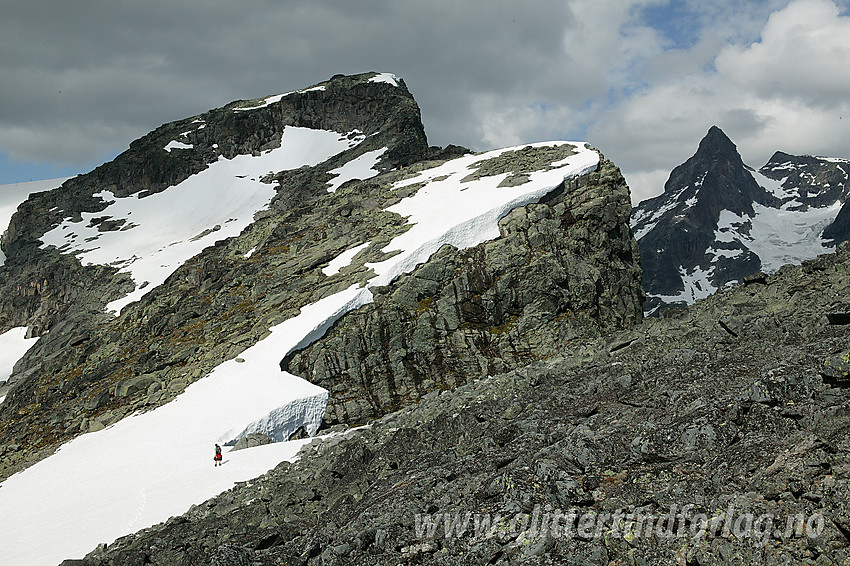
[214,443,222,467]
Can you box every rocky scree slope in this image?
[0,72,642,484]
[632,126,850,314]
[68,243,850,565]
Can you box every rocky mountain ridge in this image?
[0,70,643,566]
[632,126,850,314]
[64,224,850,566]
[0,72,441,481]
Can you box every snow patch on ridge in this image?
[0,327,39,384]
[366,141,599,285]
[233,92,288,111]
[39,127,366,314]
[369,72,400,86]
[323,242,370,276]
[164,140,193,152]
[752,169,790,201]
[326,147,387,192]
[1,177,69,267]
[233,82,331,112]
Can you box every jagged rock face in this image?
[0,72,432,479]
[824,200,850,244]
[0,73,643,487]
[760,151,850,209]
[283,157,643,425]
[632,126,850,314]
[67,243,850,566]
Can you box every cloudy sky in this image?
[1,0,849,204]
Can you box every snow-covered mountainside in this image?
[0,73,643,565]
[0,177,69,266]
[40,126,373,314]
[631,126,850,314]
[1,141,601,566]
[0,179,67,400]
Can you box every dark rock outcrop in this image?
[283,157,643,425]
[823,200,850,245]
[760,151,850,209]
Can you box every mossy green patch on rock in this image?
[284,157,643,426]
[460,144,578,186]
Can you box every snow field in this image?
[1,138,599,565]
[715,200,841,275]
[0,326,39,384]
[322,242,371,276]
[326,147,387,192]
[40,126,367,314]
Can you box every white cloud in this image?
[716,0,850,107]
[589,0,850,205]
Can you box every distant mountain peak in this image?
[632,127,850,314]
[683,126,741,169]
[700,125,736,151]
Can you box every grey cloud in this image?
[2,0,849,208]
[1,0,586,167]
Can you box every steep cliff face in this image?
[0,72,432,479]
[632,126,850,314]
[823,200,850,244]
[283,156,642,425]
[0,71,643,526]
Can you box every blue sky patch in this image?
[639,0,703,50]
[0,152,89,185]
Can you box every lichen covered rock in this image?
[283,156,643,424]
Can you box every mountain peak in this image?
[663,126,754,204]
[630,126,771,312]
[695,125,739,159]
[633,123,850,315]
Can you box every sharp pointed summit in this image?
[696,125,739,159]
[632,127,850,314]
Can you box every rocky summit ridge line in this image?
[0,72,644,564]
[632,126,850,314]
[0,72,434,481]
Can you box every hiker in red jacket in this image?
[214,443,223,466]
